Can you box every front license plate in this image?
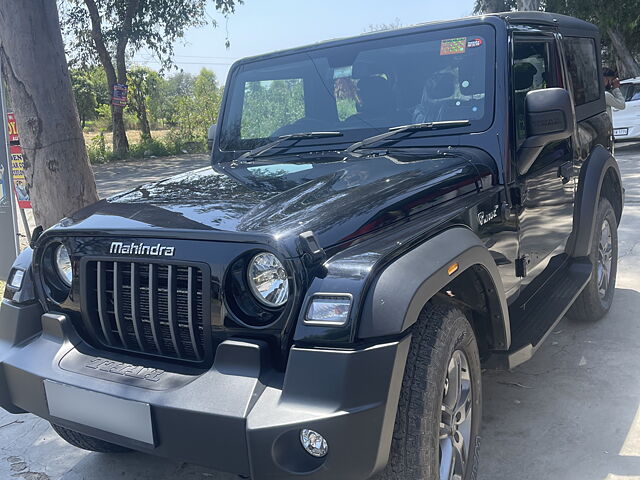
[614,128,629,136]
[44,380,154,444]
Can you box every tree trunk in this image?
[0,0,99,229]
[138,105,152,141]
[84,0,130,157]
[608,27,640,79]
[109,0,139,157]
[112,106,129,156]
[517,0,540,11]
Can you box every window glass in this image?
[334,66,358,121]
[620,83,640,102]
[564,37,600,106]
[241,79,305,139]
[220,25,495,152]
[513,41,560,146]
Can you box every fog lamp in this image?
[8,269,25,290]
[305,295,352,326]
[300,429,328,457]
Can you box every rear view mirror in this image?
[207,124,217,151]
[517,88,575,175]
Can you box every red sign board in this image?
[10,144,31,209]
[7,112,19,143]
[6,114,31,209]
[112,83,128,107]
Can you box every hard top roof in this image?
[493,11,598,33]
[235,11,597,66]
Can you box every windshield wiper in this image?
[345,120,471,153]
[237,131,343,162]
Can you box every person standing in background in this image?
[603,67,626,120]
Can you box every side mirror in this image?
[207,124,217,151]
[516,87,575,176]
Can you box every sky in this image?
[132,0,477,83]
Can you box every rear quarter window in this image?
[563,37,600,106]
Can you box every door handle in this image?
[558,161,573,184]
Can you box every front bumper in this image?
[0,300,410,479]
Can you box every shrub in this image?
[87,131,112,164]
[128,138,173,158]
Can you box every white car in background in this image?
[613,77,640,140]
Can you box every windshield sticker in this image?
[467,37,484,48]
[440,37,467,56]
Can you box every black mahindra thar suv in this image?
[0,12,623,480]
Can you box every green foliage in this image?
[127,66,162,138]
[335,77,358,121]
[87,131,110,164]
[543,0,640,53]
[128,138,173,158]
[62,0,242,71]
[473,0,517,13]
[367,18,403,33]
[169,68,222,143]
[241,79,306,139]
[86,67,110,106]
[70,70,98,127]
[81,65,222,163]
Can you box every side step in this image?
[487,256,592,370]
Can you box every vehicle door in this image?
[511,33,575,283]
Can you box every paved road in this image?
[92,153,210,198]
[2,148,640,480]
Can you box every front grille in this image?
[82,260,210,363]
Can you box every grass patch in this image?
[85,130,207,164]
[83,129,171,146]
[0,280,5,299]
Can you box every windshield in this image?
[219,24,495,154]
[620,82,640,102]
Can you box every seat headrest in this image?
[425,72,456,100]
[357,75,393,114]
[514,62,537,91]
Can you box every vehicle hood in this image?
[56,149,495,251]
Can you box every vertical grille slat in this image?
[167,265,183,358]
[187,266,202,361]
[130,262,146,351]
[112,262,128,347]
[83,259,208,364]
[96,261,117,346]
[148,263,165,354]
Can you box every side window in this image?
[240,79,305,139]
[563,37,600,106]
[513,40,562,146]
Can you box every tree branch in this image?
[83,0,117,88]
[115,0,140,83]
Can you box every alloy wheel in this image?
[597,218,613,299]
[439,349,473,480]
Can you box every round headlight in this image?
[247,252,289,307]
[55,244,72,286]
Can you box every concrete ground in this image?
[2,147,640,479]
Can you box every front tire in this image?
[51,423,132,453]
[569,198,618,322]
[375,304,482,480]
